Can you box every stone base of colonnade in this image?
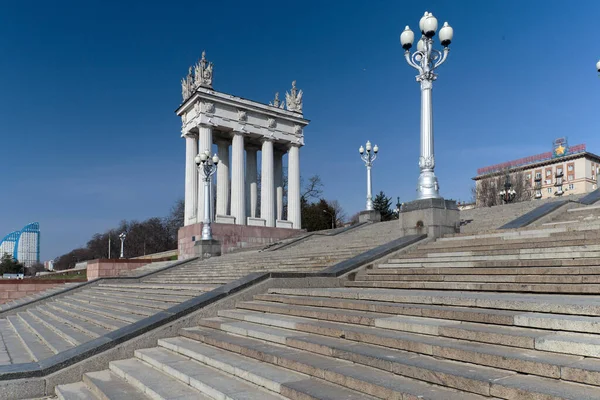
[178,222,304,260]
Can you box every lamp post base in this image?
[193,239,222,260]
[398,198,459,239]
[417,170,441,200]
[359,210,381,223]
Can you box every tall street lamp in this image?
[118,232,126,259]
[195,150,220,241]
[359,141,379,210]
[400,11,454,200]
[323,209,335,229]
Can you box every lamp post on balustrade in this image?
[195,150,220,241]
[359,141,379,210]
[118,232,126,259]
[400,11,454,200]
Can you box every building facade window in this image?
[568,164,574,171]
[547,188,552,193]
[535,172,542,180]
[546,169,552,177]
[569,184,574,190]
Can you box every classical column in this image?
[288,144,301,229]
[197,124,213,222]
[274,150,284,221]
[216,138,230,216]
[260,139,275,227]
[231,132,246,225]
[246,146,258,219]
[184,133,198,225]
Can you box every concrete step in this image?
[26,309,94,346]
[54,298,143,324]
[344,280,600,293]
[68,295,156,317]
[355,273,600,283]
[87,287,194,303]
[0,319,34,364]
[56,381,99,400]
[135,347,286,400]
[267,288,600,316]
[46,301,128,330]
[365,266,600,276]
[74,292,171,311]
[35,305,110,337]
[109,358,212,399]
[180,327,488,399]
[17,311,74,353]
[6,315,55,361]
[82,370,147,400]
[94,285,200,299]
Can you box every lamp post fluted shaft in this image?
[359,141,379,211]
[401,12,454,200]
[118,232,126,259]
[196,150,220,241]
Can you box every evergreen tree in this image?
[372,191,394,221]
[0,253,24,275]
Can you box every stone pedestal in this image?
[193,239,222,260]
[359,210,381,223]
[398,198,459,238]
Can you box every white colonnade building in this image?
[177,52,308,230]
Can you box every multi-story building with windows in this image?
[474,138,600,201]
[0,222,40,267]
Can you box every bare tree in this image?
[301,175,324,202]
[474,169,533,207]
[328,200,347,226]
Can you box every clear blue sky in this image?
[1,1,599,260]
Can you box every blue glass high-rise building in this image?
[0,222,40,267]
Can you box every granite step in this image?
[26,309,94,346]
[93,285,201,298]
[268,288,600,316]
[344,280,600,293]
[354,274,600,283]
[17,311,74,353]
[73,292,171,310]
[109,358,213,399]
[196,316,587,381]
[45,301,128,330]
[6,315,55,361]
[82,370,147,400]
[0,319,34,364]
[87,287,194,303]
[54,298,143,324]
[364,266,600,276]
[180,327,488,399]
[68,295,157,317]
[35,305,110,337]
[135,347,288,400]
[56,381,99,400]
[255,292,600,333]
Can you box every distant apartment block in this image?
[0,222,40,267]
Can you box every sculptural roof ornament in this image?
[285,80,303,113]
[181,50,214,102]
[269,92,285,109]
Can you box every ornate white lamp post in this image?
[195,150,220,241]
[499,174,517,204]
[359,141,379,210]
[400,11,454,200]
[118,232,126,259]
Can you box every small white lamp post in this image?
[118,232,126,259]
[359,141,379,210]
[195,150,220,241]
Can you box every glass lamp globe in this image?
[212,155,220,164]
[400,26,414,50]
[366,141,372,151]
[200,153,208,162]
[417,38,426,52]
[439,22,453,46]
[597,60,600,72]
[423,14,438,37]
[359,146,364,154]
[373,145,379,153]
[194,154,202,164]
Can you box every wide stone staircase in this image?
[459,193,585,233]
[54,220,600,399]
[0,221,402,370]
[542,204,600,226]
